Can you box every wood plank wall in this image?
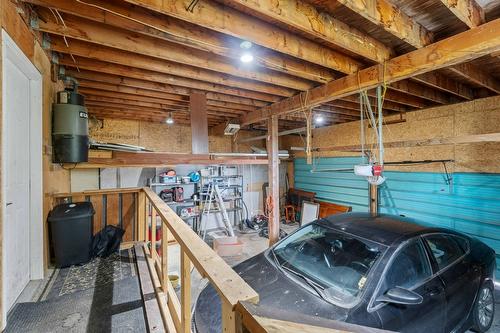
[281,95,500,173]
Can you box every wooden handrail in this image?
[142,187,259,332]
[50,187,142,198]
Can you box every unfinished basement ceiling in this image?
[20,0,500,131]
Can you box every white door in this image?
[2,30,43,327]
[3,52,31,312]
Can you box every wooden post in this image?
[161,223,169,293]
[180,249,191,333]
[267,116,280,246]
[287,161,294,189]
[221,300,236,333]
[190,92,209,154]
[137,191,146,241]
[151,208,157,259]
[370,183,378,216]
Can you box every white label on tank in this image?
[69,204,76,208]
[60,92,68,103]
[79,112,88,118]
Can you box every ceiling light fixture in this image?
[315,115,324,124]
[240,40,253,49]
[166,112,174,125]
[240,53,254,63]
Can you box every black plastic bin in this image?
[48,202,95,267]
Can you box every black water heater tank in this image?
[52,90,89,163]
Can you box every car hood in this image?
[194,251,350,333]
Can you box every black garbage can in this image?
[48,202,95,267]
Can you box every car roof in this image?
[316,212,443,247]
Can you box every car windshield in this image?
[272,223,384,307]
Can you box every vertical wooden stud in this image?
[370,183,378,216]
[180,249,191,333]
[151,208,157,259]
[137,191,146,241]
[161,223,169,293]
[221,300,236,333]
[267,116,280,246]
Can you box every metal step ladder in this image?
[200,182,235,240]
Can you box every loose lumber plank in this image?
[241,19,500,125]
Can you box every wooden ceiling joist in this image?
[122,0,362,74]
[80,84,259,113]
[214,0,393,63]
[241,19,500,125]
[37,14,313,91]
[439,0,485,28]
[51,38,283,102]
[27,0,336,84]
[448,63,500,94]
[305,2,476,103]
[63,66,272,108]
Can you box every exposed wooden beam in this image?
[122,0,362,74]
[27,0,336,83]
[66,68,268,107]
[59,57,279,100]
[266,116,279,246]
[328,0,433,49]
[51,37,282,101]
[241,19,500,125]
[86,94,252,115]
[319,0,477,101]
[216,0,393,63]
[238,127,307,143]
[190,93,209,154]
[439,0,485,28]
[448,63,500,94]
[36,14,312,91]
[412,72,474,100]
[389,80,452,104]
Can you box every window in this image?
[385,240,431,290]
[424,234,465,271]
[272,224,384,306]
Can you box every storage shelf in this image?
[150,182,199,186]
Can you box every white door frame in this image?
[1,29,43,325]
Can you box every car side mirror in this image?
[376,287,423,305]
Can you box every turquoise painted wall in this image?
[294,157,500,273]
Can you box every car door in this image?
[371,239,446,333]
[423,234,478,332]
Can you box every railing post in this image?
[221,300,236,333]
[151,207,157,259]
[180,249,191,333]
[137,190,146,241]
[161,222,169,293]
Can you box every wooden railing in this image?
[49,187,143,243]
[141,187,259,332]
[49,187,385,333]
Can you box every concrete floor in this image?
[165,223,500,333]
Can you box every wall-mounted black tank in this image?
[52,90,89,163]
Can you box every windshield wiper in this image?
[279,264,327,299]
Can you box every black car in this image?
[195,213,496,333]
